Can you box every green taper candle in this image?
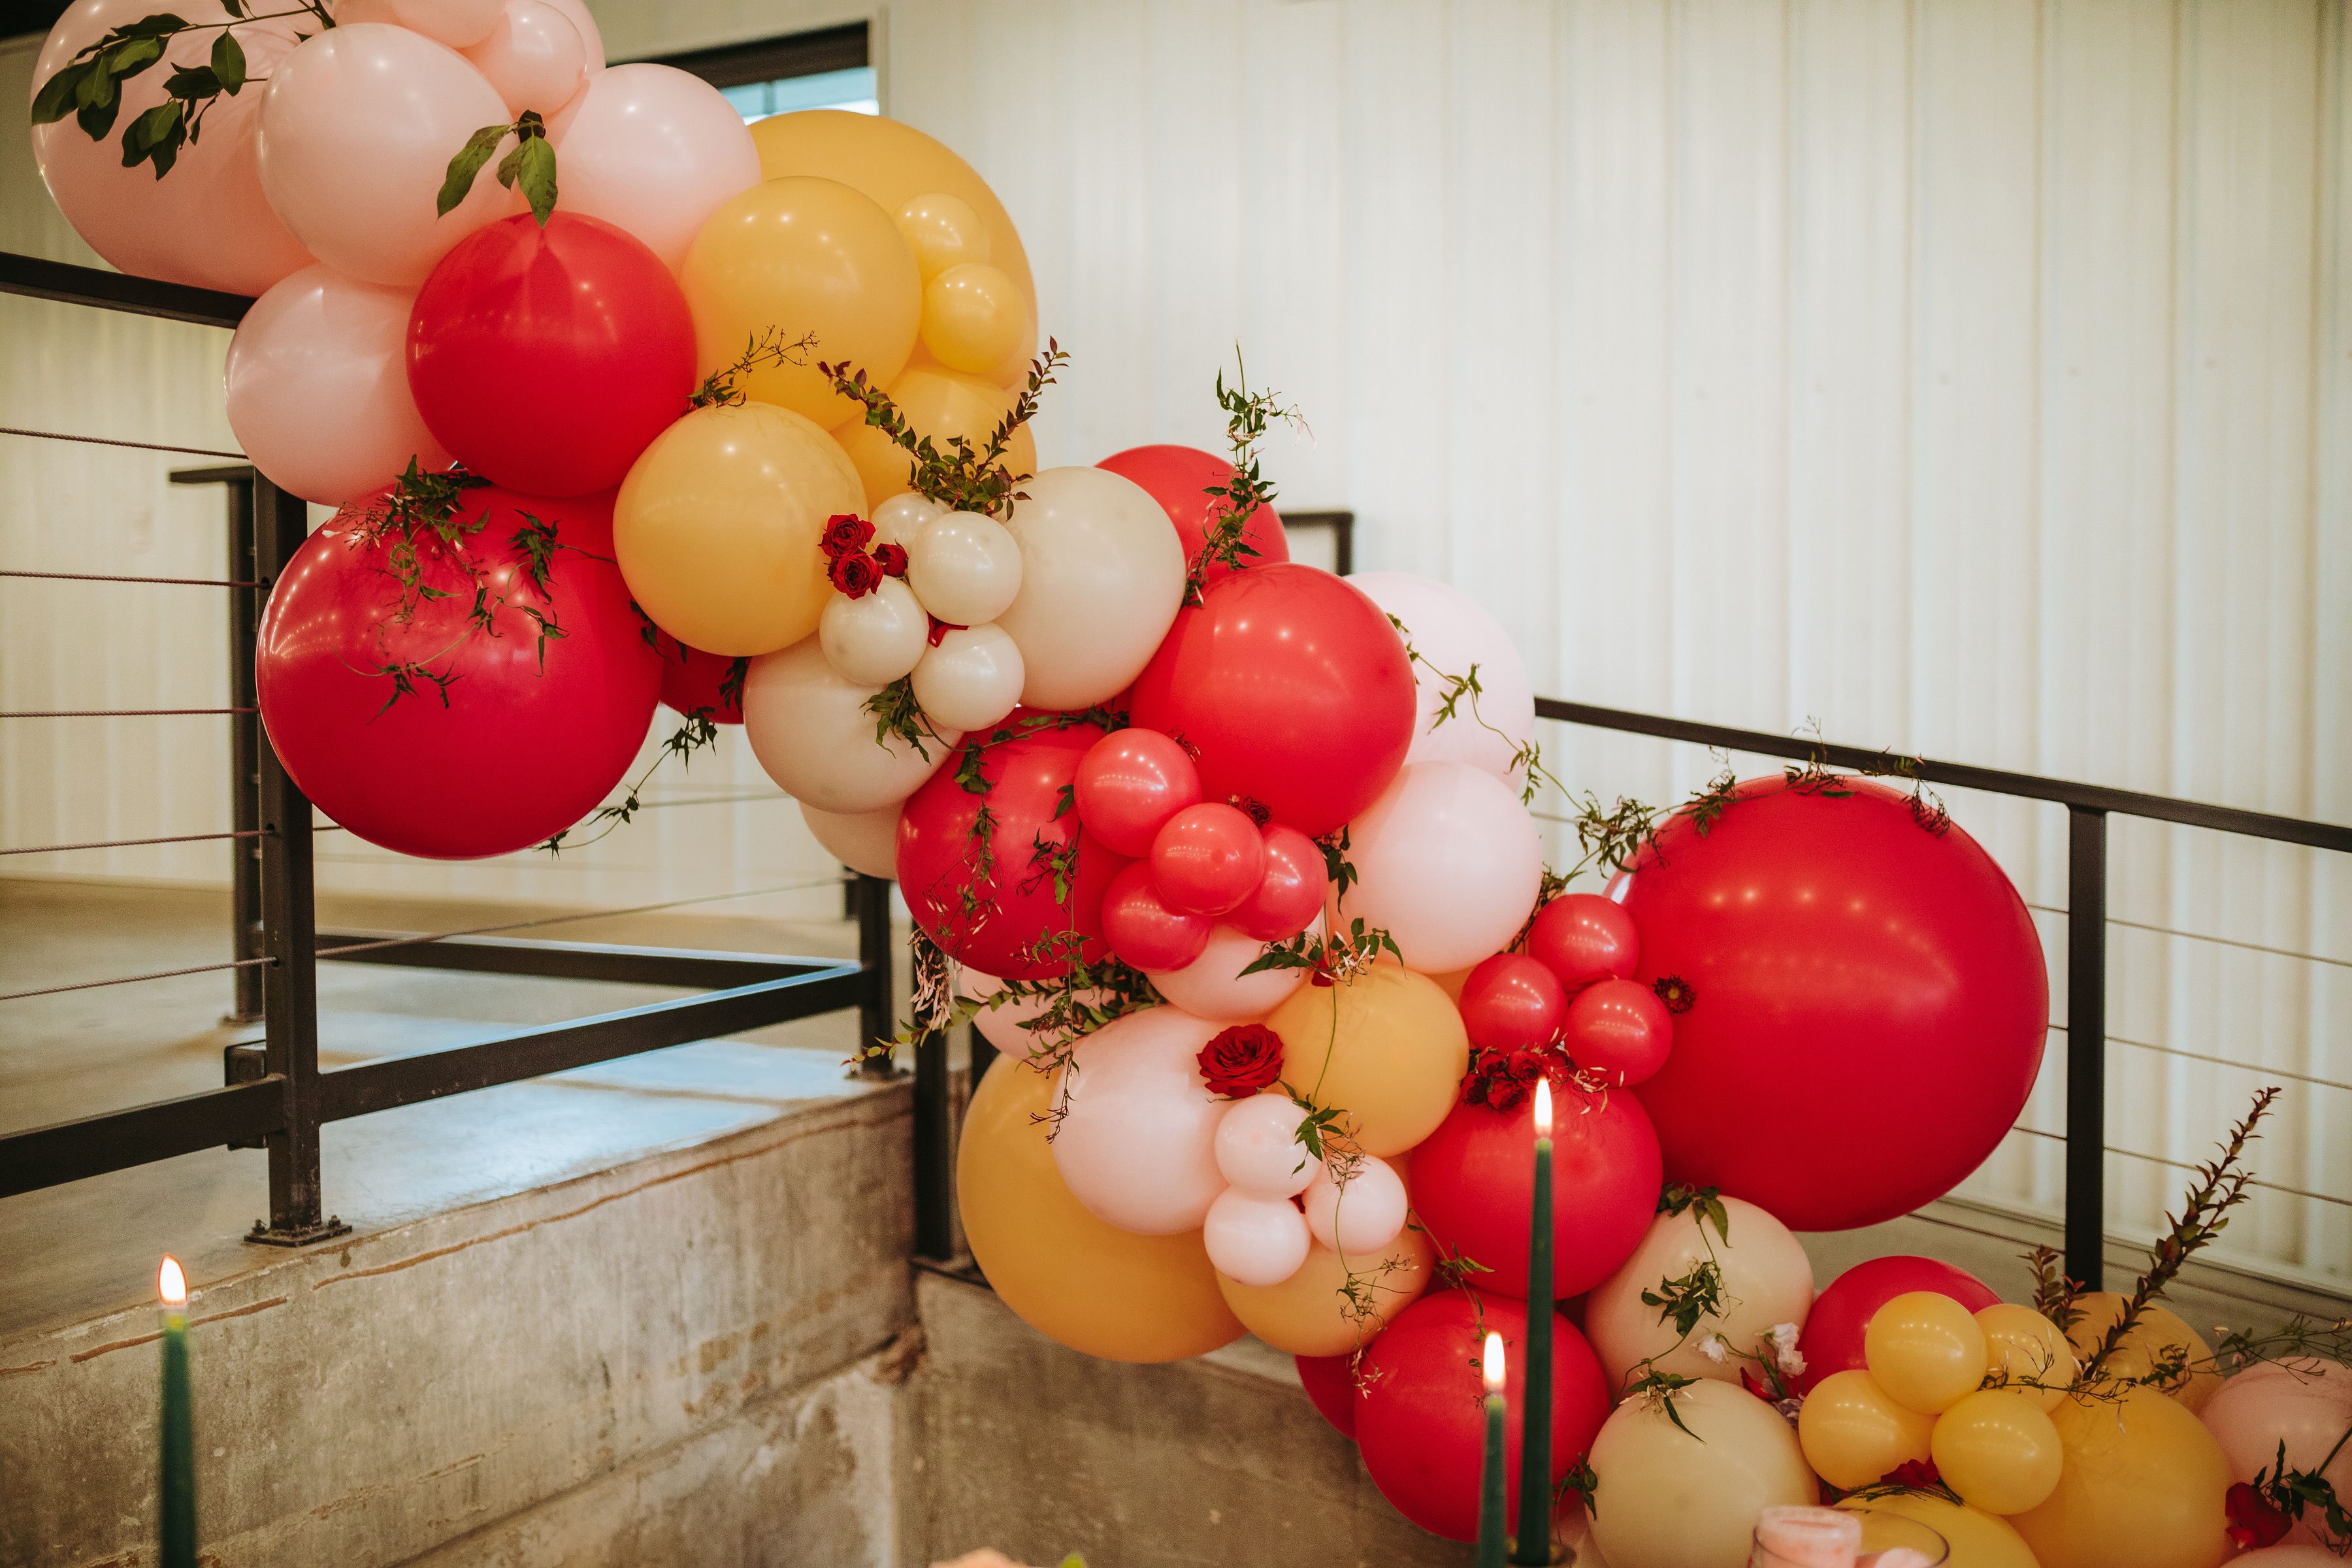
[158,1256,195,1568]
[1512,1077,1556,1563]
[1478,1331,1509,1568]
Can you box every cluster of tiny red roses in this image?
[1198,1023,1283,1098]
[820,514,908,599]
[1462,1043,1573,1114]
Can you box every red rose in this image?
[2226,1483,2291,1550]
[820,514,875,559]
[1880,1459,1942,1490]
[926,615,967,647]
[829,549,883,598]
[874,541,909,578]
[1197,1024,1284,1098]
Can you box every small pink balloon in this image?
[256,24,515,287]
[464,0,589,116]
[1228,823,1326,941]
[1563,976,1673,1087]
[536,0,606,68]
[1100,860,1213,973]
[1215,1094,1315,1198]
[1203,1188,1311,1288]
[224,264,451,507]
[1345,760,1544,974]
[1151,802,1267,916]
[1074,728,1202,858]
[548,64,762,273]
[1147,919,1319,1024]
[374,0,506,48]
[1050,1007,1228,1235]
[2202,1361,2352,1549]
[1303,1156,1408,1253]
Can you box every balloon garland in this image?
[29,9,2351,1561]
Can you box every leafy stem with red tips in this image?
[823,341,1066,519]
[690,328,820,410]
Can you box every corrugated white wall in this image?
[3,0,2345,1280]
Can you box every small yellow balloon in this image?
[613,402,862,657]
[2064,1292,2220,1409]
[896,190,990,280]
[1835,1492,2041,1568]
[2010,1384,2235,1568]
[1933,1389,2065,1515]
[958,1057,1244,1364]
[680,174,922,430]
[1797,1369,1937,1490]
[920,261,1032,377]
[1865,1290,1992,1414]
[1265,959,1469,1157]
[834,364,1039,510]
[1216,1232,1429,1357]
[1976,1301,2078,1411]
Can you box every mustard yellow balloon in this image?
[1217,1232,1430,1358]
[2064,1292,2219,1409]
[958,1056,1245,1364]
[1933,1389,2065,1514]
[1266,960,1470,1157]
[1797,1369,1937,1490]
[613,402,862,657]
[1835,1492,2041,1568]
[920,262,1032,378]
[1977,1301,2078,1411]
[2010,1384,2234,1568]
[896,190,990,280]
[836,365,1039,511]
[1588,1381,1818,1568]
[1866,1290,1992,1414]
[681,174,921,430]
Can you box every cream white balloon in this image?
[996,467,1186,710]
[909,623,1024,733]
[1344,762,1543,974]
[871,492,941,547]
[1214,1094,1316,1198]
[1586,1196,1816,1394]
[819,578,928,687]
[547,64,761,272]
[907,509,1024,625]
[742,636,960,814]
[1303,1155,1408,1254]
[1145,917,1320,1024]
[1350,572,1537,781]
[1203,1188,1313,1288]
[1049,1007,1227,1235]
[799,800,900,880]
[1588,1380,1818,1568]
[462,0,587,116]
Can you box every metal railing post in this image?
[2065,806,2108,1290]
[224,474,263,1024]
[851,873,893,1074]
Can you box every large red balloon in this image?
[1797,1255,2001,1392]
[1126,564,1414,838]
[1622,777,2049,1231]
[1295,1352,1357,1438]
[1097,444,1289,584]
[256,485,661,858]
[408,212,694,497]
[896,721,1126,981]
[1408,1085,1662,1301]
[1355,1292,1611,1544]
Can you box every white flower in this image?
[1699,1334,1729,1364]
[1779,1347,1807,1378]
[1771,1322,1803,1360]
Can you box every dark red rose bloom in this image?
[821,514,875,559]
[1880,1459,1943,1490]
[1198,1023,1284,1098]
[2226,1483,2291,1550]
[1652,974,1697,1014]
[1463,1043,1571,1113]
[829,549,882,598]
[874,541,909,577]
[1230,794,1272,828]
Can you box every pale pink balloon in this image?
[1203,1188,1312,1287]
[534,0,606,70]
[28,0,312,294]
[1146,915,1321,1024]
[1303,1156,1408,1253]
[463,0,588,116]
[549,64,762,273]
[256,24,514,287]
[1049,1007,1226,1235]
[1344,760,1543,975]
[1214,1094,1315,1198]
[970,982,1105,1061]
[798,800,900,880]
[2232,1548,2346,1567]
[2201,1361,2352,1549]
[1348,571,1537,783]
[373,0,505,48]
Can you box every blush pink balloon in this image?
[1227,823,1326,941]
[365,0,505,48]
[547,64,762,273]
[536,0,606,68]
[1564,977,1674,1088]
[2201,1362,2352,1548]
[1348,571,1536,783]
[1146,917,1321,1025]
[29,0,312,295]
[1050,1007,1228,1234]
[256,24,515,287]
[1101,860,1213,972]
[224,265,451,507]
[463,0,588,116]
[1203,1188,1311,1288]
[2233,1550,2349,1567]
[1074,728,1201,858]
[1344,760,1545,975]
[1151,802,1267,916]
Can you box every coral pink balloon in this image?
[1148,919,1319,1024]
[1151,802,1267,917]
[1051,1007,1228,1235]
[1227,823,1326,942]
[2202,1362,2352,1548]
[29,0,312,294]
[225,265,451,507]
[257,24,514,287]
[1344,760,1544,975]
[1101,860,1214,972]
[549,64,762,272]
[1075,728,1202,858]
[1458,953,1568,1053]
[1526,892,1639,994]
[1796,1256,2000,1392]
[1565,977,1673,1087]
[463,0,587,116]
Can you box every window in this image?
[649,21,877,122]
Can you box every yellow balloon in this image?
[1866,1290,1992,1414]
[834,364,1039,510]
[2064,1292,2219,1409]
[921,262,1032,377]
[1265,959,1470,1157]
[1216,1232,1429,1357]
[1933,1390,2065,1514]
[1835,1492,2042,1568]
[1797,1369,1937,1490]
[896,190,990,280]
[680,174,921,430]
[1977,1301,2078,1411]
[1588,1381,1817,1568]
[613,402,862,657]
[2010,1384,2234,1568]
[957,1057,1244,1364]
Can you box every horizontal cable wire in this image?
[1,823,342,857]
[0,569,258,587]
[0,955,274,1004]
[1897,1206,2340,1315]
[0,707,253,718]
[2043,1022,2349,1094]
[2005,1124,2349,1208]
[0,424,244,459]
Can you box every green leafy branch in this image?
[540,710,723,855]
[2250,1432,2352,1552]
[1386,616,1569,809]
[1239,916,1401,987]
[439,109,557,226]
[1658,1183,1731,1245]
[862,674,955,761]
[823,340,1066,519]
[1185,350,1302,602]
[691,327,820,410]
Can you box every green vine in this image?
[824,340,1066,519]
[1185,350,1301,601]
[439,108,557,226]
[691,328,820,411]
[539,709,723,855]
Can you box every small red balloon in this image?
[1294,1352,1357,1439]
[1563,977,1673,1087]
[1227,823,1327,941]
[1796,1256,2001,1392]
[1073,727,1201,857]
[408,211,695,497]
[1149,801,1266,916]
[1458,953,1568,1053]
[1100,860,1213,972]
[1408,1085,1662,1301]
[1526,892,1639,994]
[1355,1292,1612,1544]
[1097,444,1289,585]
[651,632,745,725]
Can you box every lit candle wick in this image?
[1483,1330,1507,1394]
[1533,1075,1553,1137]
[158,1256,187,1309]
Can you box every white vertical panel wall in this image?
[3,0,2345,1279]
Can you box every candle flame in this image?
[1482,1330,1506,1393]
[157,1255,186,1308]
[1534,1075,1553,1135]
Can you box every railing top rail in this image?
[1537,697,2352,854]
[0,250,250,329]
